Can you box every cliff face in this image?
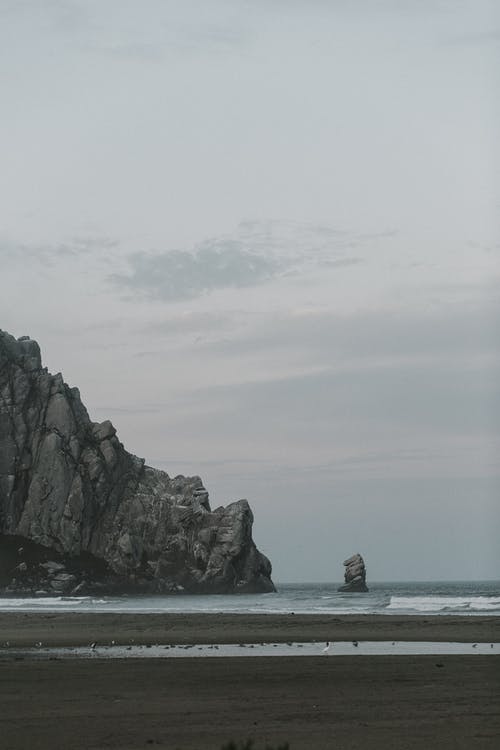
[0,330,274,595]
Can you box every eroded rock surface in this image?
[0,330,274,595]
[338,553,368,592]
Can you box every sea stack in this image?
[338,553,368,592]
[0,329,275,596]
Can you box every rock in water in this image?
[338,553,368,592]
[0,330,274,595]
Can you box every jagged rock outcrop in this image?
[0,330,274,595]
[338,553,368,592]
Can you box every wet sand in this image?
[1,655,499,749]
[1,611,499,647]
[1,614,499,749]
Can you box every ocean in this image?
[0,580,498,615]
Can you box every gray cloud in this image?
[111,244,281,301]
[109,220,370,301]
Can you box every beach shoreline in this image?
[1,611,499,647]
[1,614,499,749]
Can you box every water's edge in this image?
[2,641,499,660]
[1,581,498,616]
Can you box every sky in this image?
[1,0,499,582]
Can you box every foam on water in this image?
[0,582,498,615]
[387,596,500,613]
[0,597,88,608]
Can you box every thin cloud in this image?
[170,357,500,444]
[199,302,500,364]
[82,3,254,64]
[0,236,117,265]
[444,28,500,46]
[145,311,241,338]
[93,404,165,416]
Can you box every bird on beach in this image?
[322,641,333,654]
[352,641,358,648]
[90,642,97,651]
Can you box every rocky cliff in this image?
[338,553,368,592]
[0,330,274,595]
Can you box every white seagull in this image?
[322,641,333,654]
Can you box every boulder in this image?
[338,553,369,592]
[0,329,275,595]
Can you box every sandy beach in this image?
[1,654,499,750]
[1,611,499,647]
[1,613,499,749]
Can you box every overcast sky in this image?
[1,0,499,581]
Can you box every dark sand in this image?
[1,655,499,749]
[1,614,499,749]
[1,611,499,647]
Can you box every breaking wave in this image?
[386,596,500,614]
[0,597,88,608]
[0,584,499,615]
